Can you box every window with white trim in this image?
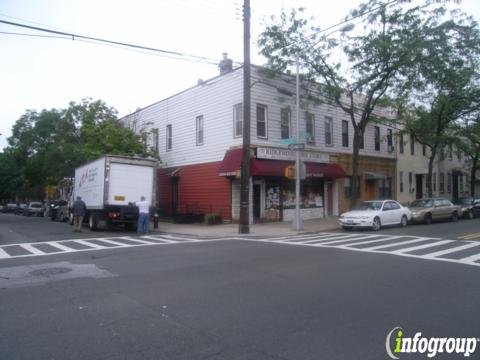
[166,124,172,151]
[233,103,243,138]
[324,117,333,146]
[256,104,267,138]
[281,108,291,140]
[342,120,349,147]
[305,112,315,144]
[196,115,204,146]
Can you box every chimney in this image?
[219,53,233,75]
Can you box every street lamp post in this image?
[292,55,304,231]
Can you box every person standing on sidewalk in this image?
[72,196,87,232]
[136,196,150,236]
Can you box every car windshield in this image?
[358,201,383,211]
[410,199,433,208]
[454,198,472,205]
[30,203,42,208]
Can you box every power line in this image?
[0,19,223,65]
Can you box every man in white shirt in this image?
[136,196,150,235]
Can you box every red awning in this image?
[306,163,347,178]
[218,148,346,178]
[251,159,292,177]
[218,148,243,176]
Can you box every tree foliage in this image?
[0,98,155,201]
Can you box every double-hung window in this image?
[280,108,291,140]
[387,129,393,150]
[439,173,445,194]
[399,133,404,154]
[410,134,415,155]
[256,104,267,138]
[196,115,204,146]
[399,171,404,193]
[305,112,315,144]
[166,124,172,151]
[342,120,349,147]
[374,126,380,151]
[233,103,243,138]
[325,117,333,146]
[152,128,159,155]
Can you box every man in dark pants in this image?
[72,196,87,232]
[136,196,150,236]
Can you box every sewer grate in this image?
[29,267,72,277]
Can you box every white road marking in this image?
[74,239,107,249]
[458,252,480,263]
[364,237,433,251]
[46,242,76,252]
[20,244,45,255]
[422,242,480,259]
[311,234,382,246]
[141,235,181,243]
[92,239,131,247]
[391,240,454,254]
[0,247,10,259]
[337,236,405,248]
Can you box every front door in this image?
[326,182,333,216]
[253,184,261,221]
[452,174,459,201]
[365,180,376,200]
[416,174,423,199]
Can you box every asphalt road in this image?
[0,213,479,360]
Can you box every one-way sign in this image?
[288,143,306,151]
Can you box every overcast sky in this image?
[1,0,479,151]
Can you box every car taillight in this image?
[108,212,120,219]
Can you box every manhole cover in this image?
[29,267,72,277]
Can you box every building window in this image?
[399,171,404,193]
[387,129,393,150]
[281,108,291,140]
[379,178,391,199]
[439,172,445,194]
[256,104,267,139]
[305,112,315,144]
[196,115,204,146]
[457,148,462,161]
[408,172,413,190]
[233,103,243,138]
[342,120,349,147]
[410,134,415,155]
[433,172,437,192]
[447,172,451,193]
[152,128,159,155]
[325,117,333,146]
[448,145,453,160]
[422,144,426,156]
[399,133,404,154]
[166,124,172,151]
[460,174,464,193]
[344,177,360,198]
[374,126,380,151]
[440,148,445,160]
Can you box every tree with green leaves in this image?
[1,98,156,201]
[400,10,480,197]
[258,1,435,208]
[453,113,480,196]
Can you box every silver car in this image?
[409,198,461,224]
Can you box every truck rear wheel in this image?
[89,213,98,231]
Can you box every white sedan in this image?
[339,200,412,231]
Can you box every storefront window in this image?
[264,179,324,211]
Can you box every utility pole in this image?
[292,55,304,230]
[239,0,251,234]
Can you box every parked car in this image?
[339,199,412,231]
[14,203,27,215]
[23,202,44,217]
[453,197,480,219]
[2,203,18,213]
[48,200,70,222]
[409,198,461,224]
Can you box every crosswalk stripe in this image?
[311,234,382,246]
[74,240,107,249]
[119,237,156,244]
[392,240,454,254]
[457,232,480,240]
[298,234,370,244]
[270,233,340,242]
[0,247,10,259]
[337,236,405,248]
[20,244,45,255]
[422,242,480,258]
[46,242,76,252]
[363,237,432,251]
[94,239,131,247]
[458,253,480,263]
[141,235,181,243]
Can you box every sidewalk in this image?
[152,216,340,237]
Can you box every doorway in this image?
[415,174,423,199]
[326,182,333,216]
[253,183,261,221]
[365,180,376,200]
[452,174,459,201]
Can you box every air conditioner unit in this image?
[388,145,394,153]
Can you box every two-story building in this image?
[120,62,397,223]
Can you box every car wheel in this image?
[400,215,408,227]
[424,213,432,225]
[372,217,381,231]
[88,213,98,231]
[451,211,458,222]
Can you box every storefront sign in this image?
[256,147,329,163]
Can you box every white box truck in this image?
[73,155,157,230]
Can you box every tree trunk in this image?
[470,157,478,197]
[426,148,437,198]
[350,129,361,210]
